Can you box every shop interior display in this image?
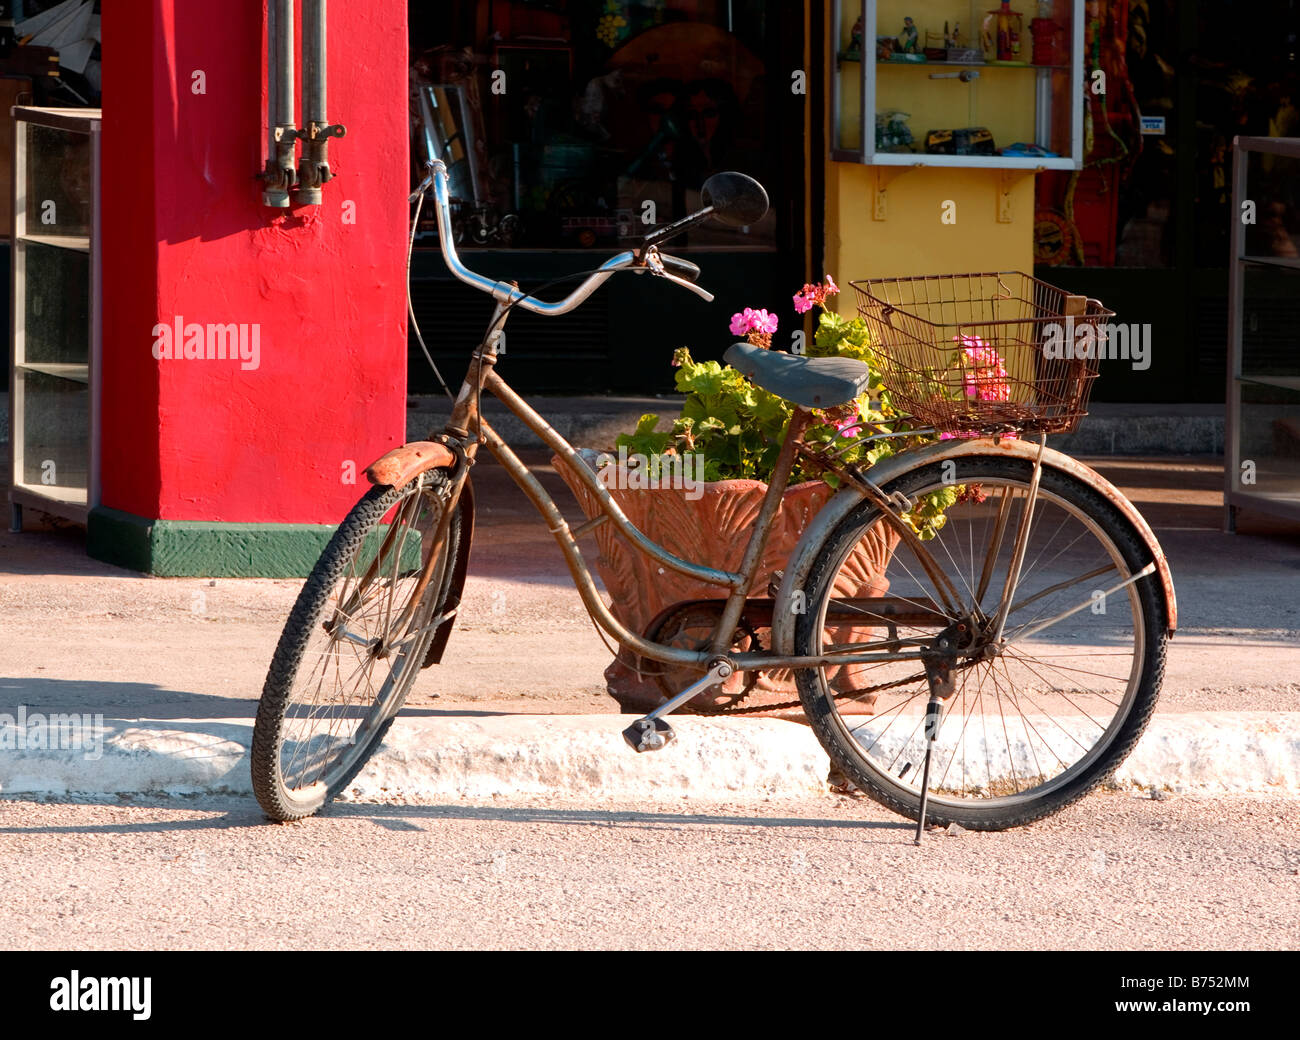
[833,1,1080,167]
[409,1,775,252]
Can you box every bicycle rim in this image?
[257,476,453,813]
[796,458,1163,824]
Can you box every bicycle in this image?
[251,160,1177,835]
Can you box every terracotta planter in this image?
[556,452,900,719]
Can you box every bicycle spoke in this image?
[804,466,1152,818]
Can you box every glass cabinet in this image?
[1225,135,1300,529]
[831,0,1083,170]
[8,106,101,529]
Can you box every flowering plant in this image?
[933,334,1018,441]
[614,276,966,538]
[728,307,780,347]
[955,335,1011,401]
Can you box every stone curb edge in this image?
[1,713,1296,802]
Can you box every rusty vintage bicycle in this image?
[251,160,1176,835]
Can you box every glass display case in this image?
[8,106,101,529]
[1225,136,1300,529]
[831,0,1083,169]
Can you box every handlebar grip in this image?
[659,254,700,283]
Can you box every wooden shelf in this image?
[17,233,91,253]
[10,483,90,524]
[868,151,1075,170]
[16,362,89,383]
[1236,375,1300,392]
[874,60,1069,70]
[9,108,102,534]
[1239,253,1300,271]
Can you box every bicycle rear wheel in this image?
[251,472,461,821]
[794,455,1167,831]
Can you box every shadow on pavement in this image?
[0,678,508,719]
[0,795,908,836]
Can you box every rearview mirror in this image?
[701,172,769,227]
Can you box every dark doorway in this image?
[1034,0,1300,403]
[406,0,808,395]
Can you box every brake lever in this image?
[408,160,440,203]
[641,249,712,301]
[675,277,714,302]
[655,267,714,302]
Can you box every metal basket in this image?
[851,272,1114,435]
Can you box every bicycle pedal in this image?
[622,717,675,753]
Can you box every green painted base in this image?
[87,506,336,577]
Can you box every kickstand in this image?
[913,692,943,845]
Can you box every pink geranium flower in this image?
[793,275,840,314]
[729,307,779,336]
[954,334,1011,402]
[729,308,756,336]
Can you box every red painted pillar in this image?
[94,0,409,573]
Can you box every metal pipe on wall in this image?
[262,0,297,207]
[295,0,346,205]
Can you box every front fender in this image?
[423,477,474,667]
[365,440,456,490]
[770,438,1177,655]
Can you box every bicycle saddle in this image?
[724,342,871,409]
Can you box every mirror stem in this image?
[642,205,715,249]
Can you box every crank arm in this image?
[622,660,734,753]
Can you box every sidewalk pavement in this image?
[2,447,1298,806]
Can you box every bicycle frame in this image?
[391,160,1176,700]
[421,302,946,676]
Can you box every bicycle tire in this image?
[794,455,1168,831]
[252,475,460,821]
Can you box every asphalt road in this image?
[1,791,1296,950]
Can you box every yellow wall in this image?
[824,163,1034,281]
[820,0,1035,286]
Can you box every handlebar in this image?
[412,161,713,313]
[658,254,700,283]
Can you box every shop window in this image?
[409,0,777,251]
[1034,0,1173,269]
[1192,0,1300,269]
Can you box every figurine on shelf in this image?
[946,20,982,63]
[843,14,864,61]
[898,17,919,54]
[875,109,914,153]
[982,1,1025,63]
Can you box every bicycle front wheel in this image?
[794,455,1168,831]
[251,472,461,821]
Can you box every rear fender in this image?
[769,438,1177,656]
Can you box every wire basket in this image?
[851,272,1114,435]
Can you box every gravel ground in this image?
[1,791,1296,950]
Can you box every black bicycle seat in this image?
[724,342,871,409]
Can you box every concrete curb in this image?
[1,712,1298,803]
